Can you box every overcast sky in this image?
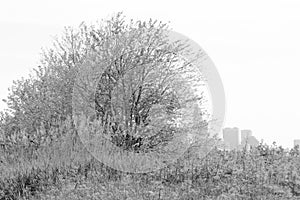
[0,0,299,148]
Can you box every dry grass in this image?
[1,122,300,199]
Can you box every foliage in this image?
[1,13,205,152]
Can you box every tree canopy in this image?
[0,12,207,152]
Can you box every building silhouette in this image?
[241,129,259,149]
[294,139,300,147]
[223,127,239,150]
[241,129,252,145]
[221,128,259,151]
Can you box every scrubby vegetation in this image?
[1,121,300,200]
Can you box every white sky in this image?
[0,0,299,148]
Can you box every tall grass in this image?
[1,119,300,199]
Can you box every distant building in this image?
[247,136,259,147]
[240,129,259,149]
[223,127,239,150]
[241,129,252,145]
[294,139,300,147]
